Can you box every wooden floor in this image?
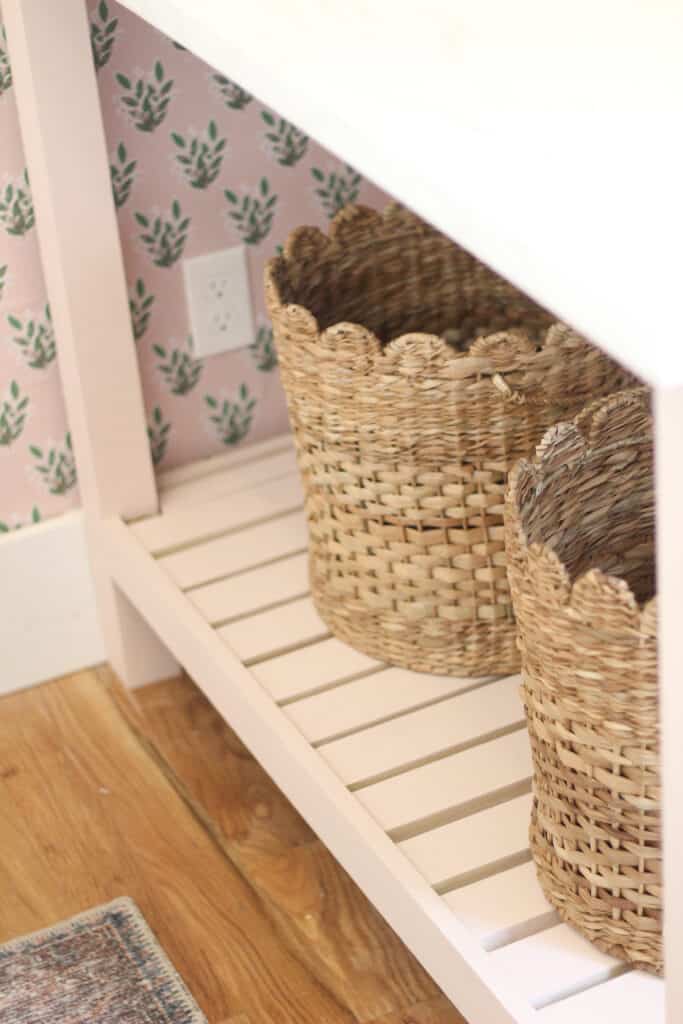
[0,667,466,1024]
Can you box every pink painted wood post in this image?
[655,386,683,1023]
[3,0,178,685]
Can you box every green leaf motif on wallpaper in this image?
[205,383,256,446]
[135,200,190,268]
[0,25,12,97]
[0,170,35,237]
[110,142,137,208]
[249,325,278,372]
[261,111,308,167]
[212,73,252,111]
[0,264,7,302]
[90,0,118,72]
[0,379,29,446]
[128,277,155,340]
[30,432,77,496]
[311,164,362,219]
[7,305,55,369]
[116,61,174,133]
[171,120,227,190]
[147,405,171,466]
[224,178,277,245]
[0,505,41,533]
[154,341,202,395]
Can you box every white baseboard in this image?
[0,510,105,695]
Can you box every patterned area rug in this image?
[0,897,206,1023]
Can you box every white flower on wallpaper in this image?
[171,120,227,189]
[0,1,389,527]
[128,277,155,340]
[249,320,277,373]
[0,26,13,96]
[260,111,309,167]
[29,433,77,496]
[208,72,252,111]
[134,199,190,267]
[205,383,256,446]
[0,378,28,446]
[91,1,118,72]
[116,61,174,133]
[147,405,171,466]
[224,178,278,245]
[110,141,137,208]
[311,164,362,219]
[153,338,202,395]
[7,305,56,369]
[0,168,35,237]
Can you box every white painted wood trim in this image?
[4,0,178,686]
[116,0,683,388]
[0,512,105,694]
[655,386,683,1023]
[101,515,533,1024]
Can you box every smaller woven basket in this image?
[266,203,635,676]
[505,388,661,973]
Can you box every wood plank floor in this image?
[0,668,466,1024]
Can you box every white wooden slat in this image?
[218,595,328,663]
[132,472,303,554]
[285,667,495,745]
[159,447,299,511]
[358,729,532,838]
[399,793,533,891]
[158,433,293,490]
[318,674,524,788]
[445,861,558,952]
[157,509,307,589]
[488,923,625,1010]
[253,636,381,703]
[189,552,309,625]
[539,971,664,1024]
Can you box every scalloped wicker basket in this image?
[265,203,636,675]
[505,388,661,973]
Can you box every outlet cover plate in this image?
[182,244,254,359]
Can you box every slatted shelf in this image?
[158,508,308,588]
[487,923,626,1010]
[103,436,664,1024]
[188,551,310,626]
[318,674,525,789]
[284,665,488,744]
[444,862,559,951]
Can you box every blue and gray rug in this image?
[0,897,206,1023]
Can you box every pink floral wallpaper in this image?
[0,0,388,530]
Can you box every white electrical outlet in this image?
[182,244,254,358]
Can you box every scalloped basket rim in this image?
[265,201,562,373]
[507,389,656,624]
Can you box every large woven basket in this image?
[505,388,660,973]
[265,203,635,675]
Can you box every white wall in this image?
[0,510,104,693]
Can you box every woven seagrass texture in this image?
[505,388,661,973]
[265,203,636,675]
